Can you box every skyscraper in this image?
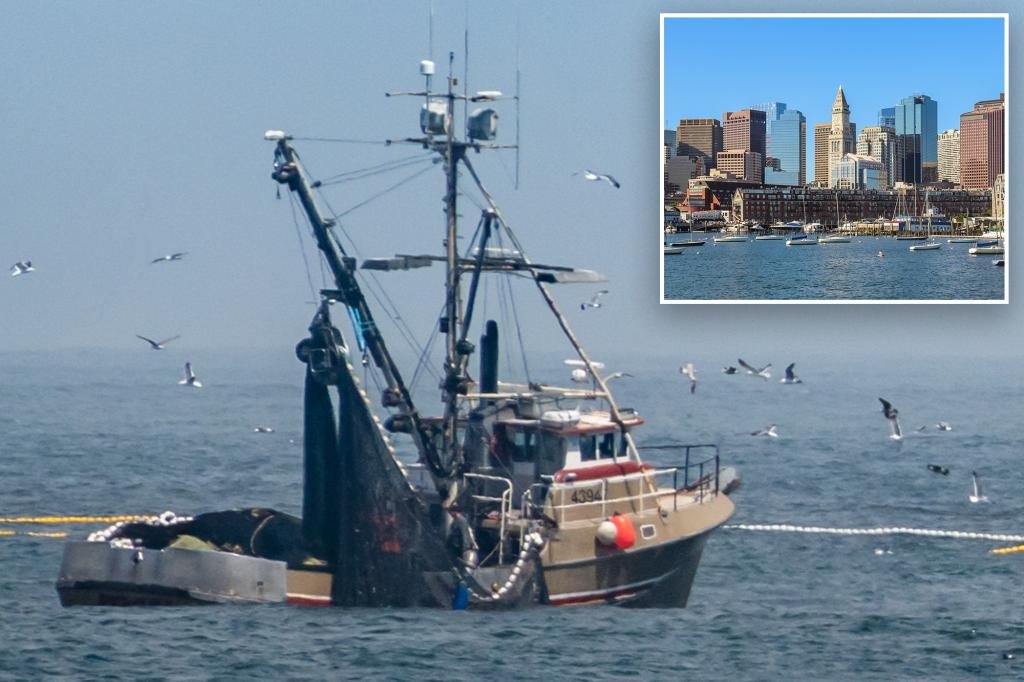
[894,94,938,184]
[937,129,960,184]
[749,101,787,163]
[764,109,806,186]
[715,150,764,183]
[827,86,856,187]
[676,118,722,172]
[857,126,897,188]
[878,107,896,129]
[959,94,1004,190]
[814,123,831,185]
[664,129,675,157]
[722,109,767,159]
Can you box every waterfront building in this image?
[894,94,938,184]
[827,86,856,187]
[814,123,831,185]
[856,126,898,188]
[763,109,806,186]
[676,118,722,172]
[878,107,896,129]
[938,129,960,184]
[716,150,764,184]
[683,173,762,214]
[665,155,703,193]
[834,153,884,190]
[722,109,767,160]
[993,174,1005,219]
[959,94,1004,190]
[733,186,992,226]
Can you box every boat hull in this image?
[663,247,684,255]
[713,236,748,243]
[539,493,733,607]
[969,246,1004,255]
[786,239,818,245]
[754,235,787,240]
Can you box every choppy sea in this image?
[2,348,1023,680]
[663,235,1006,300]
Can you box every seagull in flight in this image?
[927,464,950,476]
[605,371,634,381]
[10,261,34,277]
[738,358,771,380]
[722,366,737,375]
[969,471,988,503]
[136,334,180,350]
[574,170,620,188]
[580,290,609,310]
[178,362,202,388]
[679,362,696,394]
[918,421,953,433]
[780,363,802,384]
[879,397,902,441]
[751,424,778,438]
[253,425,274,433]
[151,252,188,264]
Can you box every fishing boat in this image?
[57,54,735,609]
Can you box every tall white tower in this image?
[828,86,854,186]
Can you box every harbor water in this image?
[2,349,1023,680]
[663,236,1005,301]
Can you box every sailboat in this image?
[819,190,851,243]
[909,190,941,251]
[894,187,928,241]
[57,54,735,609]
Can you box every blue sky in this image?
[664,16,1006,180]
[0,1,1021,364]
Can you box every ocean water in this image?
[663,236,1006,300]
[2,349,1024,680]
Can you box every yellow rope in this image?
[0,515,146,524]
[0,530,67,538]
[991,544,1024,555]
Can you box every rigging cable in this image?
[290,136,390,145]
[288,192,319,300]
[331,163,438,220]
[315,154,436,187]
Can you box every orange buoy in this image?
[609,514,636,549]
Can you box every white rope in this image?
[725,524,1024,543]
[464,531,544,602]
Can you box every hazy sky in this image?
[1,0,1021,367]
[664,16,1006,181]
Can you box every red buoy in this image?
[609,514,635,549]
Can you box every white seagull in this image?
[575,169,620,188]
[738,358,772,380]
[136,334,180,350]
[253,425,274,433]
[918,421,953,432]
[680,362,696,394]
[751,424,778,438]
[151,252,188,264]
[780,363,802,384]
[605,371,634,381]
[178,362,202,388]
[580,290,609,311]
[969,471,989,503]
[879,397,902,441]
[10,261,34,277]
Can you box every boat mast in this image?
[269,136,447,481]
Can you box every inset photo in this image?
[661,13,1008,302]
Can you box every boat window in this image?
[537,432,566,477]
[579,435,596,461]
[510,429,535,462]
[598,432,616,459]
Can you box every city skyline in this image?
[664,16,1006,183]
